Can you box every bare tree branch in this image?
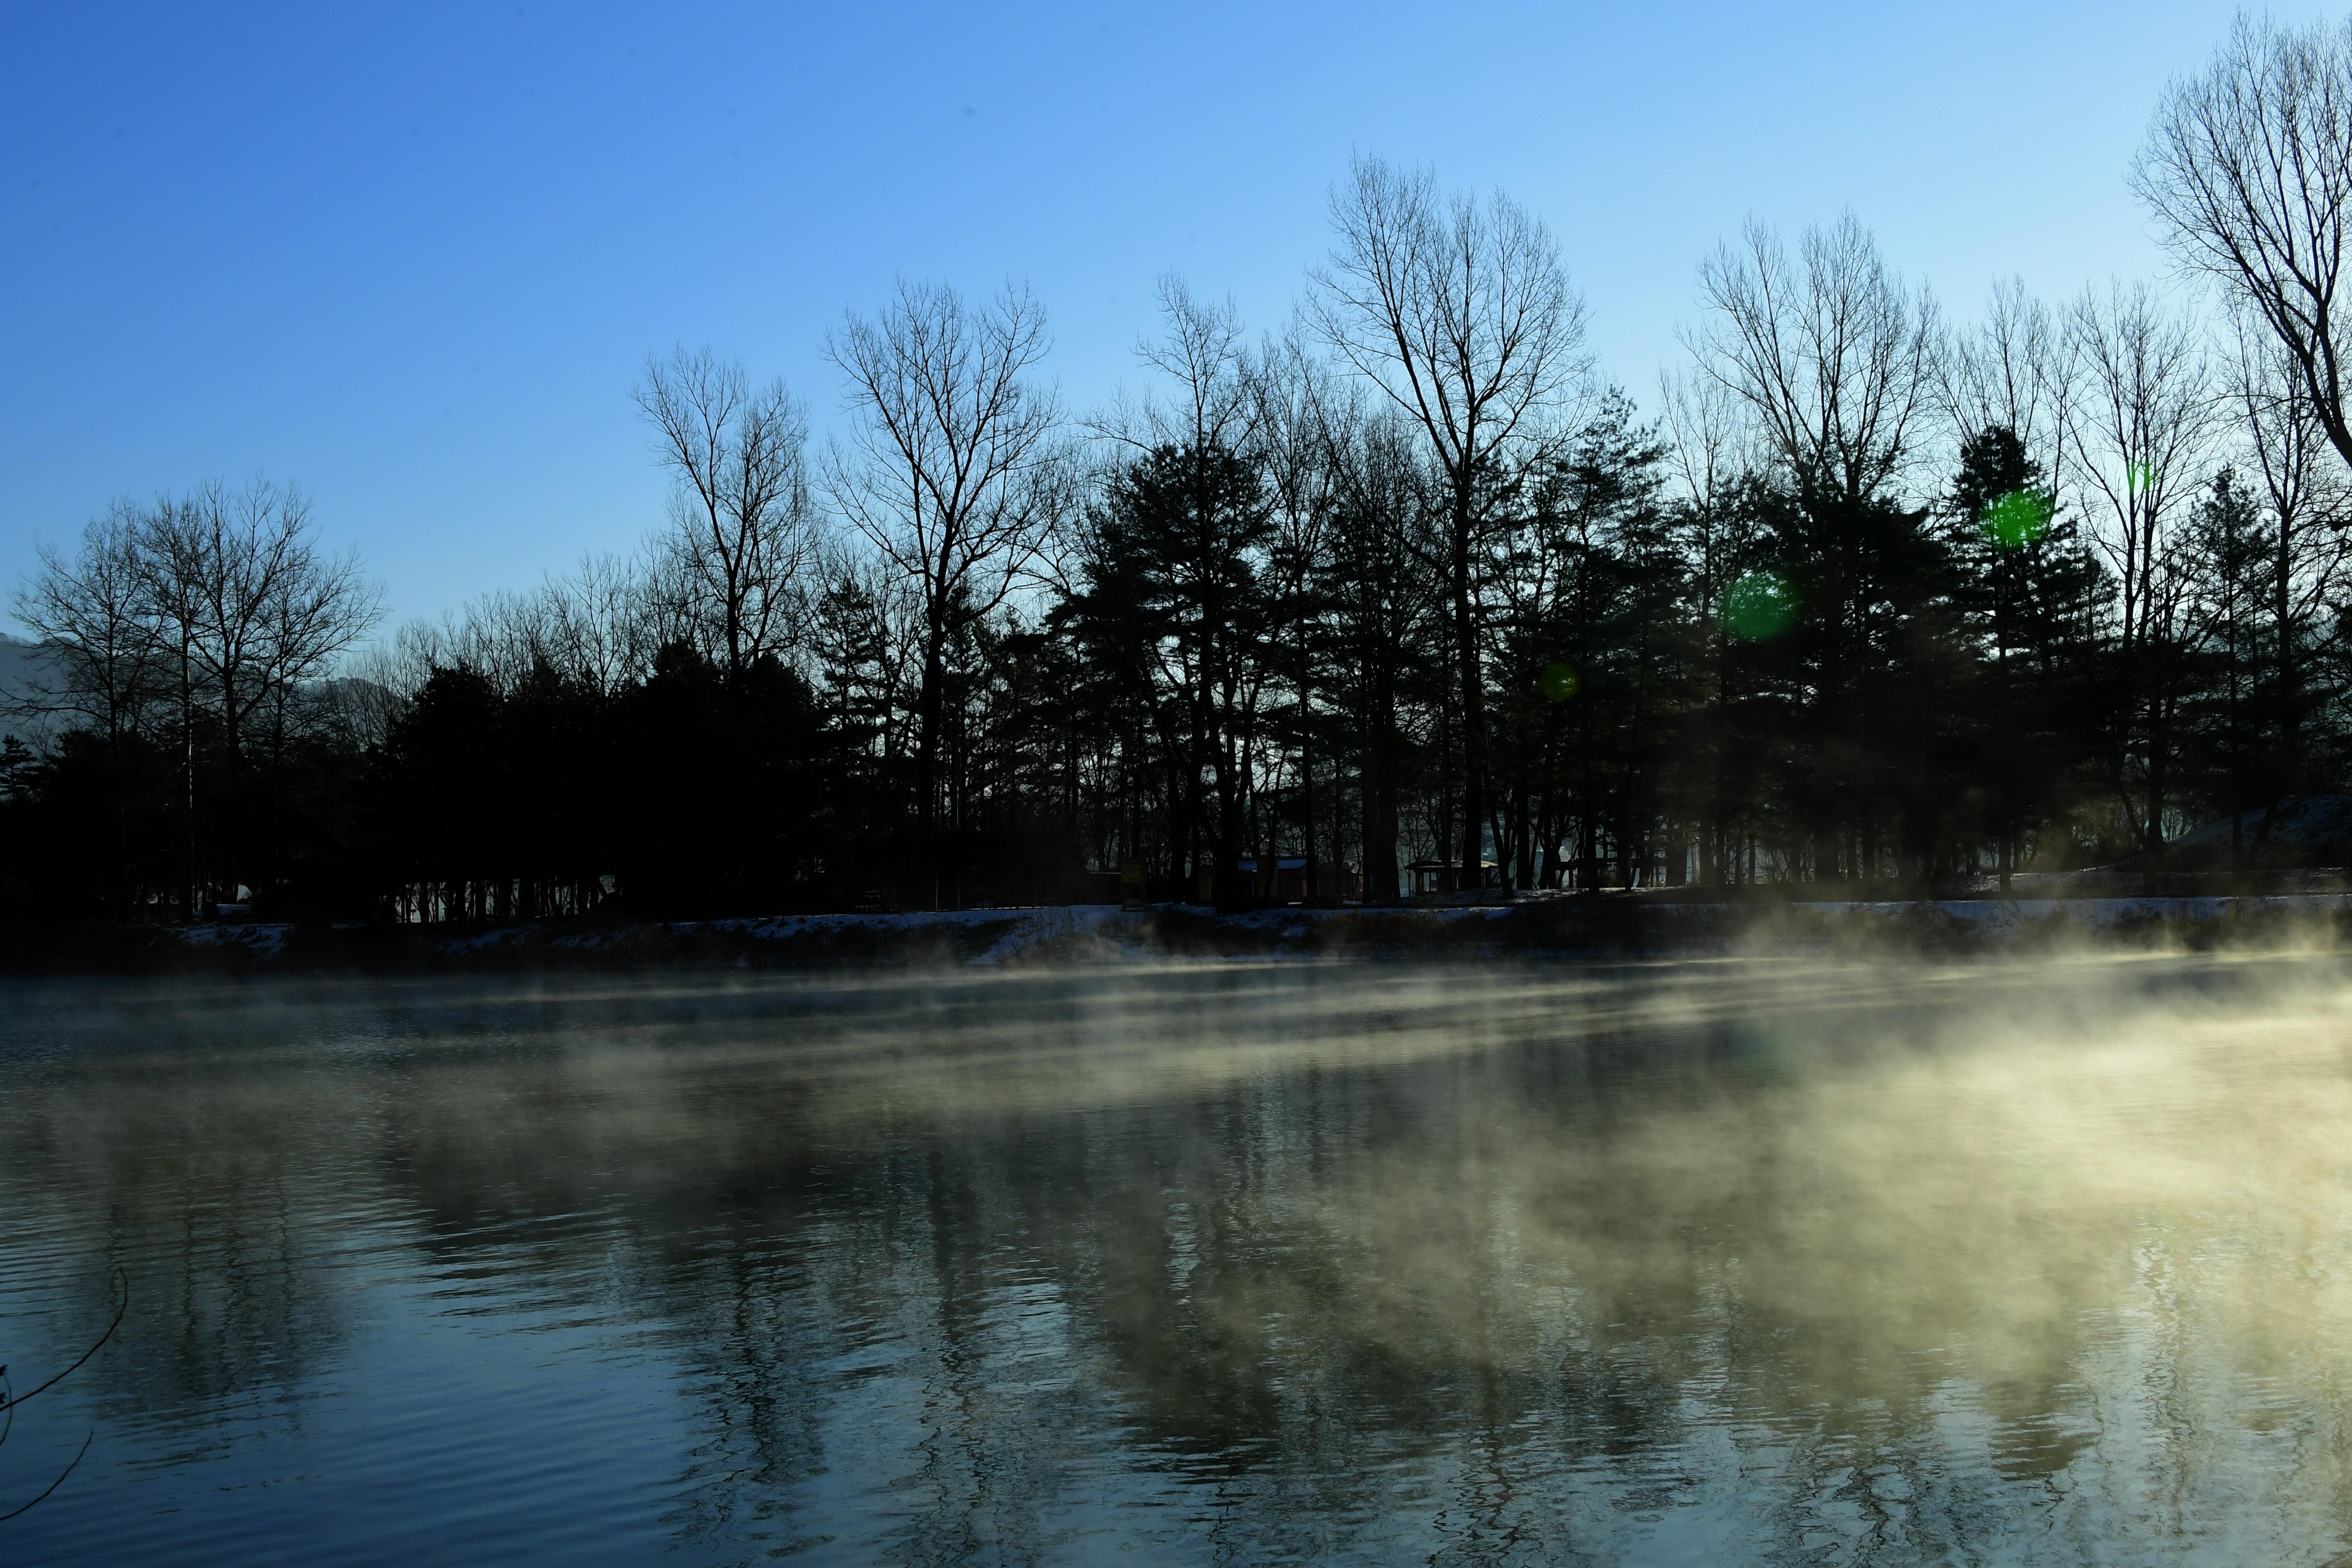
[633,347,819,681]
[824,279,1062,842]
[1686,210,1942,506]
[2135,14,2352,469]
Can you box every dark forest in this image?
[14,26,2352,924]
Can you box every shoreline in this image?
[9,894,2352,975]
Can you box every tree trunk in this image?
[1453,510,1484,894]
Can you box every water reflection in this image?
[4,958,2352,1563]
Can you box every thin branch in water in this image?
[0,1269,127,1523]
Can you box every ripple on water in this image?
[3,958,2352,1564]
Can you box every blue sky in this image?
[0,0,2281,628]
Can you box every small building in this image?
[1406,859,1500,896]
[1236,856,1312,904]
[1080,865,1151,909]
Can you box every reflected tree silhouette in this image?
[5,966,2352,1562]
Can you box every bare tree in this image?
[12,504,156,753]
[1944,276,2078,484]
[1109,275,1258,455]
[633,347,819,681]
[1688,210,1942,506]
[139,477,380,909]
[1095,281,1280,908]
[2067,282,2217,863]
[1316,397,1442,903]
[365,547,663,718]
[826,279,1062,845]
[1309,155,1590,889]
[1250,328,1346,889]
[2135,14,2352,470]
[11,506,160,915]
[1658,368,1758,625]
[324,644,413,755]
[1685,213,1941,886]
[2069,285,2216,657]
[11,479,381,915]
[542,552,660,698]
[1658,368,1763,885]
[136,493,210,914]
[2228,308,2352,837]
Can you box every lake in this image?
[3,956,2351,1564]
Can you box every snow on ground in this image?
[136,892,2352,972]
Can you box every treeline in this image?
[14,16,2352,921]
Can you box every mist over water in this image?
[3,958,2352,1564]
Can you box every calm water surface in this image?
[4,956,2352,1565]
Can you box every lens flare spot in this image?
[1980,489,2053,549]
[1538,662,1579,702]
[1720,571,1797,641]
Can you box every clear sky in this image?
[0,0,2289,629]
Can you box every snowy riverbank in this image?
[14,893,2352,975]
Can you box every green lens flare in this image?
[1720,571,1797,641]
[2126,461,2156,497]
[1538,662,1578,702]
[1980,488,2053,549]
